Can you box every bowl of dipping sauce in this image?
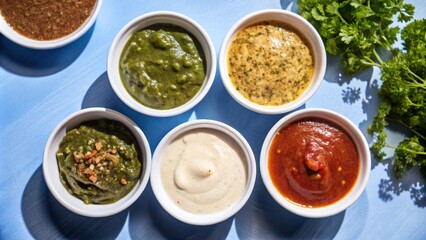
[151,120,256,225]
[0,0,103,49]
[108,11,216,117]
[260,108,370,218]
[219,9,326,114]
[43,107,151,217]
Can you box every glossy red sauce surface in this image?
[268,118,359,207]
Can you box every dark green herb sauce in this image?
[56,119,141,204]
[119,24,206,110]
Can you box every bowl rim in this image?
[150,119,256,225]
[0,0,103,49]
[42,107,152,217]
[219,9,326,115]
[259,108,371,218]
[107,11,216,117]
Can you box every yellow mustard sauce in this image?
[227,21,315,106]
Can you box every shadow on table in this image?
[0,24,94,77]
[378,160,426,208]
[127,182,344,240]
[21,166,127,239]
[234,181,344,239]
[128,184,233,240]
[280,0,298,12]
[361,116,426,207]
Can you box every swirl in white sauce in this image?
[161,129,247,214]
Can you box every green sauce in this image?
[56,119,141,204]
[119,24,206,110]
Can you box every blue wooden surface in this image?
[1,0,425,239]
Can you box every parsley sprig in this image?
[299,0,414,75]
[369,19,426,179]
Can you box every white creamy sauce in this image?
[161,129,247,214]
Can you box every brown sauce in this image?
[0,0,96,40]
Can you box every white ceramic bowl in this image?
[260,108,370,218]
[43,107,151,217]
[151,120,256,225]
[107,11,216,117]
[0,0,103,49]
[219,9,326,114]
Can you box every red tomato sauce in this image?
[268,118,359,207]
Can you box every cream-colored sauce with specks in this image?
[161,129,247,214]
[227,21,314,106]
